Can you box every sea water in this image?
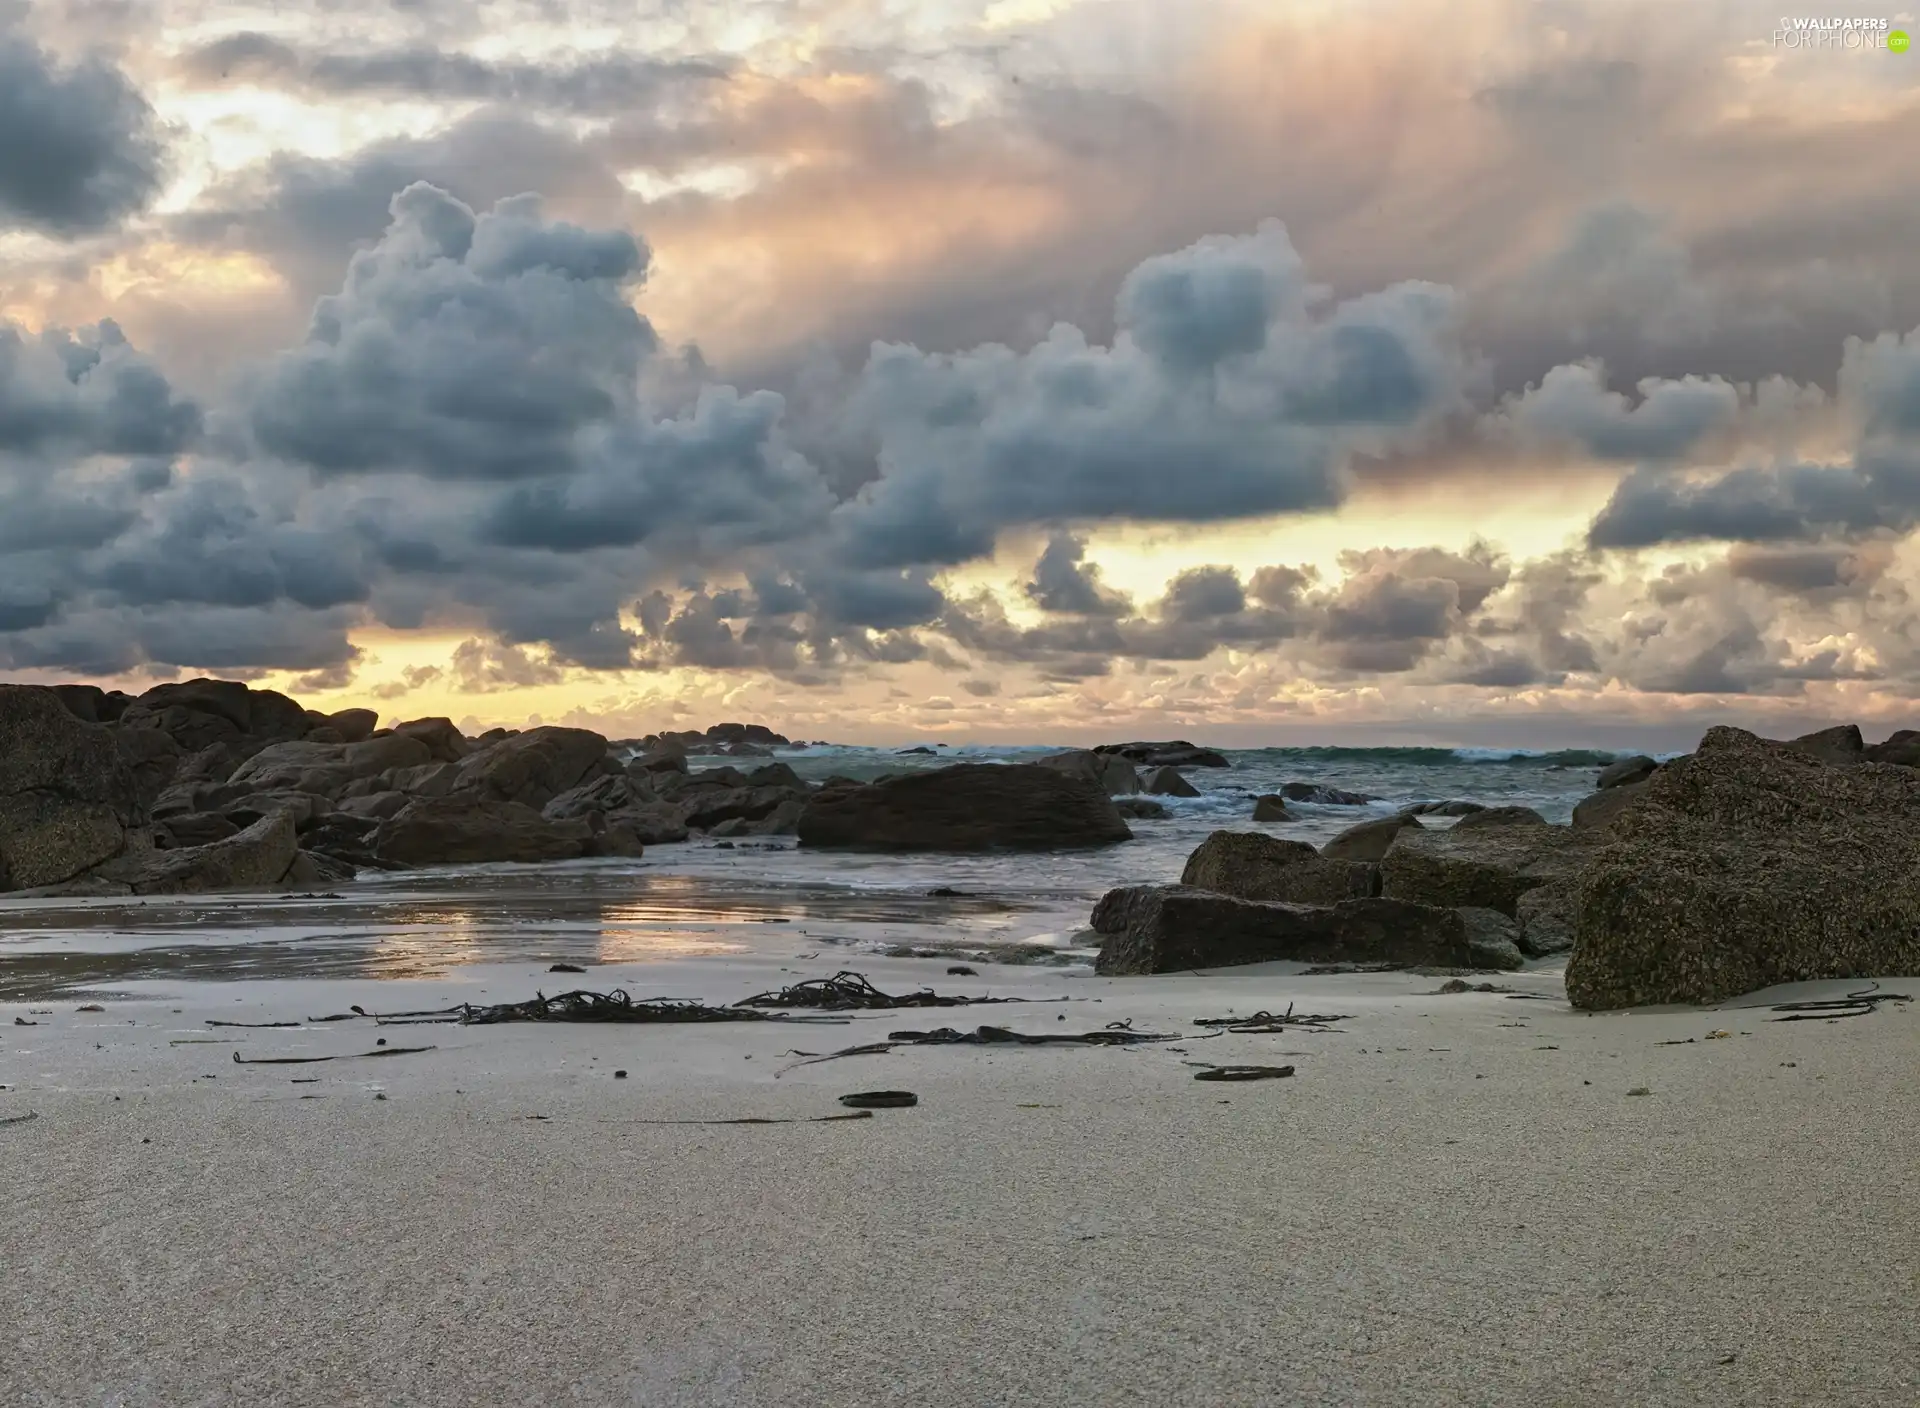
[0,744,1650,996]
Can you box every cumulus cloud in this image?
[1492,361,1739,462]
[0,28,166,234]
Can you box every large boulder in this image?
[1142,766,1199,797]
[1251,795,1292,822]
[1322,813,1422,862]
[0,685,143,891]
[1571,781,1649,832]
[1092,741,1230,769]
[1515,884,1575,956]
[1180,830,1374,904]
[1596,755,1658,790]
[1403,800,1486,817]
[1380,818,1596,917]
[1449,806,1549,831]
[1278,782,1375,805]
[1785,724,1864,766]
[390,717,471,763]
[117,679,310,755]
[451,726,614,809]
[325,708,379,744]
[797,763,1131,851]
[47,684,133,724]
[113,725,182,810]
[373,794,593,866]
[224,734,433,799]
[1566,726,1920,1010]
[91,812,300,895]
[1038,749,1141,796]
[1863,729,1920,766]
[1091,885,1477,975]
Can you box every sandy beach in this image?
[6,948,1917,1408]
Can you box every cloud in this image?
[0,28,165,234]
[1493,360,1740,461]
[829,221,1469,570]
[1023,532,1131,616]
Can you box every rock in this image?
[1251,795,1292,821]
[281,849,357,888]
[1785,723,1864,766]
[0,685,143,891]
[1403,800,1486,817]
[1322,813,1422,862]
[1450,806,1549,831]
[628,749,688,778]
[1091,885,1474,975]
[1380,819,1596,917]
[90,813,300,895]
[1863,729,1920,766]
[47,684,133,724]
[1456,907,1526,970]
[543,773,647,821]
[391,717,471,763]
[1180,830,1374,905]
[386,761,461,798]
[896,746,936,756]
[679,785,801,831]
[1114,798,1169,820]
[224,735,433,798]
[797,763,1132,851]
[1596,755,1658,789]
[1571,780,1649,831]
[450,726,613,809]
[1093,741,1230,768]
[222,791,323,828]
[1278,781,1375,805]
[1038,749,1141,796]
[706,722,789,747]
[744,762,804,790]
[1515,885,1575,956]
[304,727,346,745]
[117,679,309,755]
[373,794,593,866]
[113,725,182,810]
[157,813,240,848]
[721,742,773,757]
[336,791,409,820]
[598,803,690,845]
[299,814,386,870]
[1566,726,1920,1010]
[1141,766,1199,797]
[326,708,379,744]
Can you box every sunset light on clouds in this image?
[3,0,1919,748]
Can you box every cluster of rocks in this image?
[0,680,833,896]
[1091,722,1920,1011]
[618,722,800,759]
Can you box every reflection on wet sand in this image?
[0,869,1053,1001]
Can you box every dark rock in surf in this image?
[796,763,1132,852]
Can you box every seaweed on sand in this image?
[462,990,783,1026]
[734,970,1054,1012]
[1191,1003,1353,1033]
[774,1020,1178,1076]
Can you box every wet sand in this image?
[5,952,1918,1407]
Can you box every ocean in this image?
[0,743,1650,998]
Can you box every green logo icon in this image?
[1891,29,1912,52]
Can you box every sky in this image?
[1,0,1918,748]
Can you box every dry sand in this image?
[3,954,1917,1407]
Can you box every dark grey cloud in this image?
[1586,462,1898,549]
[175,32,729,111]
[249,183,653,481]
[1023,532,1130,616]
[0,29,165,234]
[0,319,199,456]
[829,222,1469,570]
[1494,360,1739,461]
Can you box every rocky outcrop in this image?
[1380,818,1598,917]
[449,727,615,810]
[1450,806,1549,831]
[0,686,143,890]
[1092,741,1230,769]
[637,722,790,757]
[1142,766,1198,797]
[1864,729,1920,766]
[1090,885,1484,975]
[1566,726,1920,1010]
[1180,831,1374,905]
[1785,724,1864,766]
[1322,813,1421,862]
[373,794,593,866]
[224,735,433,798]
[94,813,301,895]
[797,763,1132,851]
[1571,781,1649,832]
[1039,749,1141,796]
[1278,782,1375,805]
[1596,755,1658,790]
[1251,795,1292,822]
